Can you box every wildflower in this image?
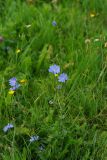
[29,136,39,143]
[19,79,27,84]
[9,77,17,87]
[10,84,20,90]
[58,73,68,82]
[9,77,20,90]
[3,123,14,132]
[52,21,57,26]
[90,13,95,18]
[16,49,21,54]
[48,64,60,74]
[8,90,15,95]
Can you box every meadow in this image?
[0,0,107,159]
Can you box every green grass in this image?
[0,0,107,159]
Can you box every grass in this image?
[0,0,107,159]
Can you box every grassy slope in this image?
[0,0,107,159]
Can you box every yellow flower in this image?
[8,90,15,95]
[19,79,27,84]
[16,49,21,54]
[90,13,95,18]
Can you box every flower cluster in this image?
[48,64,68,83]
[3,124,40,146]
[8,77,27,95]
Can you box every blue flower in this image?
[3,123,14,132]
[9,77,20,90]
[9,77,17,87]
[29,136,39,143]
[10,84,20,91]
[52,21,57,26]
[58,73,68,82]
[48,64,60,74]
